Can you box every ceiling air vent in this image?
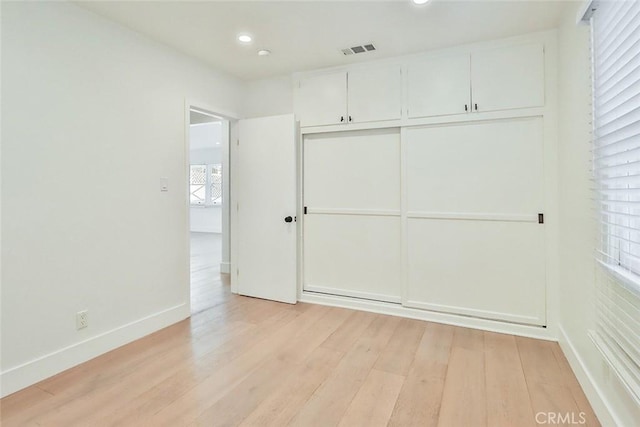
[341,44,376,56]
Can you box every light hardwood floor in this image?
[1,234,600,426]
[190,232,223,315]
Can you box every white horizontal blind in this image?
[591,0,640,404]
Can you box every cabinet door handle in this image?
[340,116,345,122]
[465,104,468,112]
[474,103,478,111]
[348,116,352,122]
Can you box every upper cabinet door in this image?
[347,65,402,124]
[296,71,347,127]
[407,54,470,119]
[471,43,545,113]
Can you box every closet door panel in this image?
[406,218,545,325]
[406,118,544,215]
[303,128,401,302]
[404,117,546,325]
[304,128,400,212]
[304,214,401,302]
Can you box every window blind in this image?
[589,0,640,404]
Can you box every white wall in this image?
[190,148,221,164]
[557,4,640,425]
[189,122,223,233]
[0,1,242,396]
[242,75,294,118]
[190,207,221,233]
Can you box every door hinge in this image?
[236,268,239,276]
[538,213,544,224]
[237,139,239,146]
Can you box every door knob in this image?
[284,216,293,223]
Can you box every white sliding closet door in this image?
[303,128,401,303]
[404,117,546,325]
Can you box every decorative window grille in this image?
[211,164,223,205]
[190,164,222,206]
[190,165,207,205]
[586,0,640,404]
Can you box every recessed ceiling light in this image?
[412,0,430,4]
[258,49,271,56]
[238,34,252,43]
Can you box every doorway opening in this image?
[188,107,231,314]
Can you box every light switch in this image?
[160,177,168,192]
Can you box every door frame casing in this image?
[184,99,238,311]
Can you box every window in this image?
[190,164,222,206]
[587,0,640,404]
[210,164,222,205]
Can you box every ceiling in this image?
[77,0,572,81]
[190,120,222,150]
[190,110,220,125]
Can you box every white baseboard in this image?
[0,303,190,398]
[300,291,555,341]
[557,326,620,427]
[190,228,221,233]
[304,285,401,304]
[220,261,230,274]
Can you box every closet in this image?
[296,38,550,327]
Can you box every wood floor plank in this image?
[0,386,54,426]
[388,322,455,427]
[194,307,353,426]
[452,325,484,351]
[518,337,601,427]
[239,347,344,427]
[484,331,536,427]
[527,382,584,427]
[516,336,566,386]
[288,315,400,426]
[190,232,224,315]
[320,309,377,352]
[338,369,405,427]
[550,344,601,426]
[437,344,487,426]
[374,318,425,376]
[144,304,332,426]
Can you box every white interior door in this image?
[237,114,297,304]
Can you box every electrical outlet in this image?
[76,310,88,330]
